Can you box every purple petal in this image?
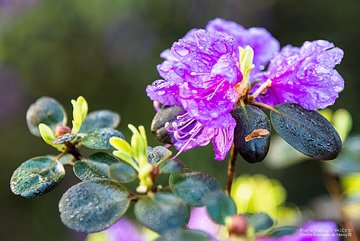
[188,207,220,239]
[146,79,180,106]
[105,218,145,241]
[212,116,236,160]
[206,18,280,72]
[167,112,215,153]
[254,40,344,110]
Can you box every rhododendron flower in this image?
[146,18,344,160]
[252,40,344,110]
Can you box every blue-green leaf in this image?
[266,226,297,237]
[10,156,65,198]
[155,229,211,241]
[109,162,137,183]
[147,146,172,166]
[82,128,124,150]
[59,179,130,232]
[73,152,119,181]
[26,97,67,137]
[232,105,271,163]
[244,213,275,232]
[159,158,184,174]
[80,110,120,133]
[53,133,76,144]
[270,103,342,160]
[134,193,190,233]
[204,191,237,224]
[169,169,222,206]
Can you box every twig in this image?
[226,144,237,196]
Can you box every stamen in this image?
[248,79,272,101]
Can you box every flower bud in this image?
[54,124,71,137]
[226,214,248,236]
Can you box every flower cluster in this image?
[146,18,344,160]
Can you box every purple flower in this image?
[147,29,240,160]
[253,40,344,110]
[105,218,145,241]
[256,221,339,241]
[147,18,344,160]
[206,18,280,74]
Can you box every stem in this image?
[226,144,237,196]
[65,143,82,161]
[323,172,359,241]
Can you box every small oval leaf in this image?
[73,152,119,181]
[159,158,184,174]
[270,103,342,160]
[147,146,172,166]
[151,106,184,144]
[232,105,271,163]
[204,191,237,224]
[26,97,67,136]
[169,169,222,206]
[155,229,211,241]
[53,133,76,144]
[266,226,297,237]
[109,163,137,183]
[134,193,190,233]
[80,110,120,133]
[82,128,125,150]
[244,213,275,232]
[10,156,65,198]
[59,179,130,232]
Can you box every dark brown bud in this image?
[151,106,183,144]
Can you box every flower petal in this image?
[146,79,180,106]
[254,40,344,110]
[212,116,236,160]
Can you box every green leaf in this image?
[159,158,184,174]
[134,193,190,233]
[155,229,211,241]
[232,105,271,163]
[109,163,137,183]
[204,191,237,224]
[82,128,125,150]
[80,110,120,133]
[270,103,342,160]
[39,123,65,151]
[53,133,76,144]
[10,156,65,198]
[147,146,172,166]
[266,226,297,237]
[73,152,119,181]
[26,97,67,137]
[71,96,88,134]
[59,179,130,232]
[244,213,275,232]
[169,169,222,206]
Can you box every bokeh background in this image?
[1,0,359,240]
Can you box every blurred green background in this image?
[0,0,359,240]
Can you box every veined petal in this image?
[146,79,180,106]
[254,40,344,110]
[212,116,236,160]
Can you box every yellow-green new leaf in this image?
[71,96,88,134]
[39,124,65,151]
